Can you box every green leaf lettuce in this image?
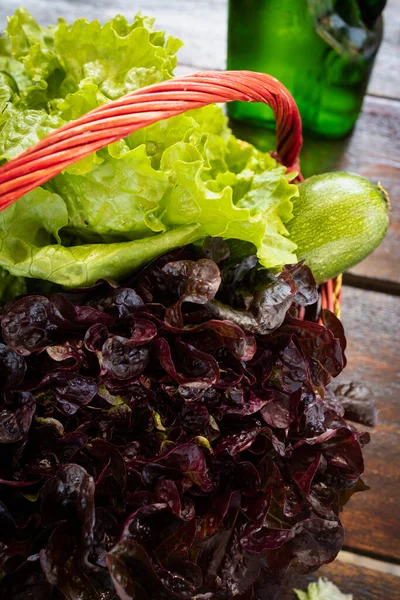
[294,577,353,600]
[0,8,298,294]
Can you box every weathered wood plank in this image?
[1,0,399,102]
[336,286,400,561]
[368,0,400,100]
[338,97,400,283]
[281,560,400,600]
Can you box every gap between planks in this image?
[338,550,400,578]
[367,91,400,103]
[343,273,400,297]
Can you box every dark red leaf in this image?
[159,443,213,492]
[284,263,318,306]
[107,540,201,599]
[200,491,240,537]
[0,343,27,388]
[260,390,301,429]
[154,338,219,388]
[201,236,230,264]
[102,336,150,380]
[155,518,197,561]
[291,452,323,497]
[215,425,262,456]
[0,391,35,443]
[38,371,98,415]
[84,323,109,352]
[155,479,182,517]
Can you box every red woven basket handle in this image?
[0,70,303,210]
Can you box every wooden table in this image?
[1,1,399,597]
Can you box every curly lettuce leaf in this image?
[294,578,353,600]
[50,143,169,239]
[0,72,16,117]
[54,14,182,100]
[0,9,298,290]
[0,106,65,160]
[5,8,64,108]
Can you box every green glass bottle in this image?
[227,0,386,138]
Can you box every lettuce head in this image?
[0,8,298,296]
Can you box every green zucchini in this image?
[286,172,390,283]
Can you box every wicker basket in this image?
[0,70,340,315]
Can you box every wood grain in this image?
[337,286,400,561]
[368,0,400,100]
[340,96,400,284]
[281,560,400,600]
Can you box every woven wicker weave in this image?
[0,70,339,315]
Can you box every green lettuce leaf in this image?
[50,143,169,239]
[2,226,204,288]
[0,9,298,290]
[0,186,68,275]
[5,8,64,108]
[0,186,203,286]
[54,14,182,100]
[0,106,64,160]
[294,577,353,600]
